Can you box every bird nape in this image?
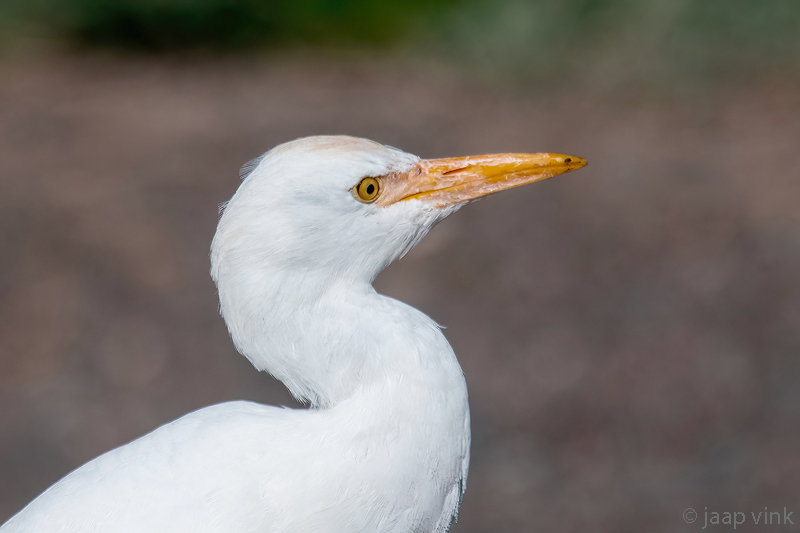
[2,136,586,533]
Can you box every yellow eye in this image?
[354,177,380,203]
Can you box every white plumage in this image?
[2,136,585,532]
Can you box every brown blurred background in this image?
[1,0,799,530]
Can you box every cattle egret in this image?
[2,136,586,532]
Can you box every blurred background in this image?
[1,0,799,530]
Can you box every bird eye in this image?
[354,177,380,203]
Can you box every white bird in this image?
[2,136,586,532]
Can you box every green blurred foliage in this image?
[1,0,798,83]
[5,0,458,50]
[434,0,800,85]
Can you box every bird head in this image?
[211,136,586,286]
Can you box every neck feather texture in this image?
[215,262,465,409]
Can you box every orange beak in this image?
[375,152,587,208]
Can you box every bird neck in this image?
[217,266,465,409]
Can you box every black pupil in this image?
[366,183,375,195]
[564,158,572,163]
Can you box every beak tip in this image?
[559,155,588,171]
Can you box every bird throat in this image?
[217,265,463,409]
